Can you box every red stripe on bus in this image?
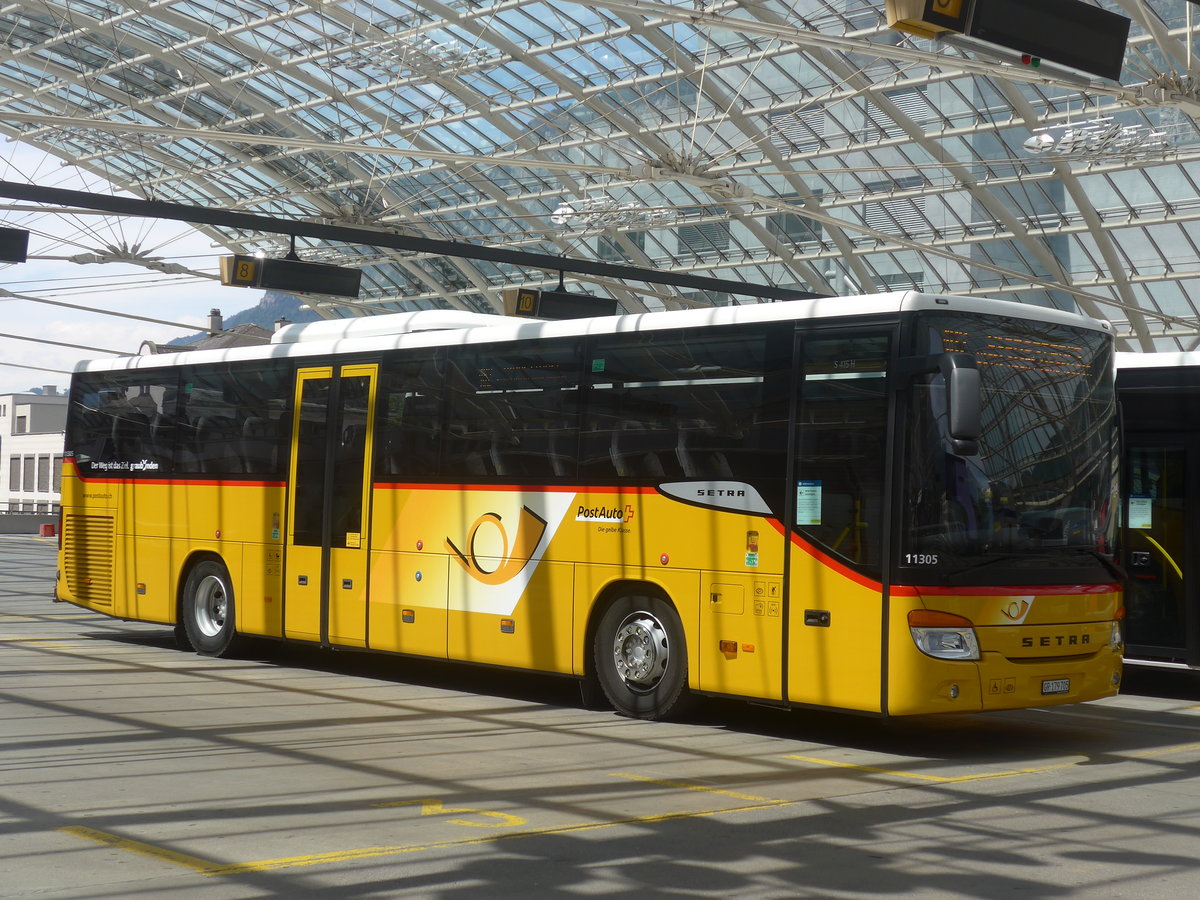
[901,583,1121,596]
[765,518,1118,597]
[71,475,286,488]
[373,482,659,494]
[765,518,885,592]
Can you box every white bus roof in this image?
[1116,350,1200,370]
[71,291,1113,377]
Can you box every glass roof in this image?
[2,0,1200,350]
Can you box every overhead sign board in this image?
[0,226,30,263]
[966,0,1130,81]
[220,254,362,298]
[504,287,619,320]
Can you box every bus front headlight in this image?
[908,610,981,661]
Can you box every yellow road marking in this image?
[1121,741,1200,760]
[371,797,526,828]
[610,772,780,803]
[62,741,1200,877]
[785,754,1082,783]
[212,799,795,875]
[61,798,791,876]
[1,637,73,649]
[59,826,223,875]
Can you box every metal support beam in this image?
[0,180,822,304]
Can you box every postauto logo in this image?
[574,503,634,524]
[445,506,549,586]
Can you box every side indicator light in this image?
[719,640,737,657]
[136,583,146,595]
[500,618,516,634]
[741,643,756,653]
[402,609,415,623]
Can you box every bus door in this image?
[1123,441,1197,665]
[285,364,378,647]
[785,332,891,712]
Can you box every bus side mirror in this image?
[938,353,981,456]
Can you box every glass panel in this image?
[292,378,331,547]
[902,312,1117,585]
[442,342,583,479]
[331,375,370,545]
[795,334,890,577]
[66,372,179,476]
[585,325,791,498]
[1125,446,1188,653]
[179,363,291,476]
[378,351,444,478]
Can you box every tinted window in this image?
[585,326,790,485]
[377,351,446,478]
[795,334,891,577]
[67,372,180,476]
[292,376,331,546]
[177,363,291,476]
[379,344,583,481]
[443,342,582,479]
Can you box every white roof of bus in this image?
[73,292,1112,376]
[1115,350,1200,370]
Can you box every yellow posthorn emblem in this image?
[446,506,548,585]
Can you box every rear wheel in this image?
[593,594,690,720]
[181,558,238,657]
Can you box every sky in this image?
[0,142,265,396]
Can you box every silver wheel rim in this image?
[612,611,669,689]
[194,574,228,638]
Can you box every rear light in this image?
[908,609,980,661]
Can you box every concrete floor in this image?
[3,533,1199,899]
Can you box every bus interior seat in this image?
[610,422,673,479]
[110,411,149,460]
[676,424,733,479]
[148,413,180,468]
[240,416,275,473]
[196,416,243,473]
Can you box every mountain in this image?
[167,292,321,346]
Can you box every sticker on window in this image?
[796,480,822,525]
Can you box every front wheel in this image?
[181,558,239,657]
[593,595,690,720]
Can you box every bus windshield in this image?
[902,312,1117,585]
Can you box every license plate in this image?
[1041,678,1070,695]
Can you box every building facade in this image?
[1,388,67,514]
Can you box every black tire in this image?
[173,621,194,652]
[593,594,690,720]
[181,558,238,657]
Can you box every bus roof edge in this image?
[272,310,517,344]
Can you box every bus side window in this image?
[378,351,445,478]
[585,326,786,489]
[441,343,582,481]
[179,363,291,477]
[794,334,890,575]
[67,374,180,474]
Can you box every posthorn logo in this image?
[446,505,548,586]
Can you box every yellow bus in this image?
[56,292,1124,718]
